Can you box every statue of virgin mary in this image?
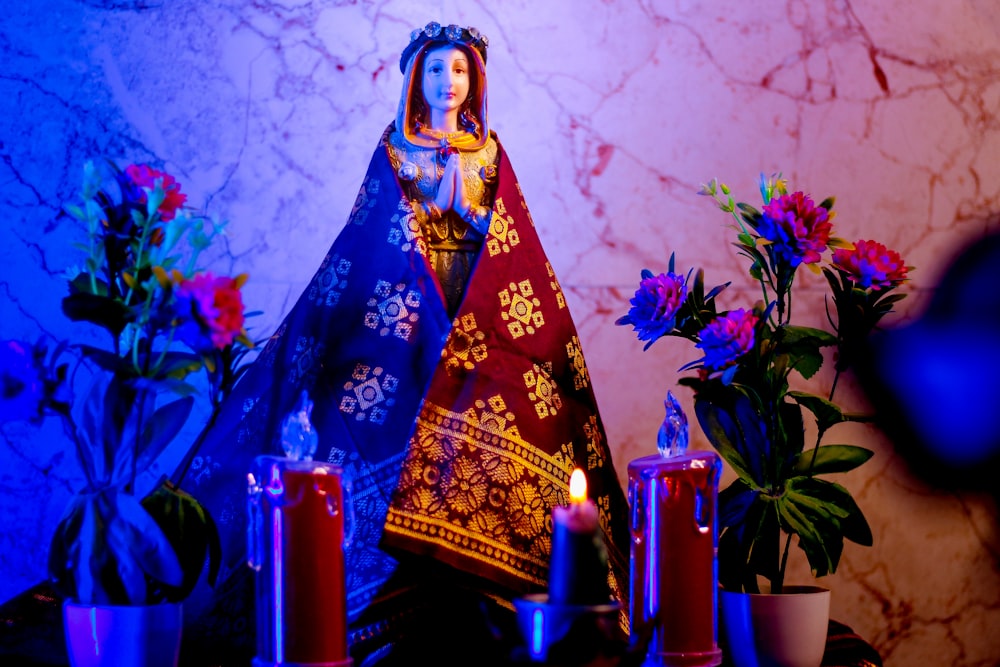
[179,22,630,666]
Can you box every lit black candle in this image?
[548,469,611,606]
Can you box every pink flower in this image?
[759,192,833,267]
[831,239,908,290]
[174,273,247,351]
[125,164,187,222]
[697,308,757,371]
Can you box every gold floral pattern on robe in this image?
[382,147,630,623]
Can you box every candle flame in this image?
[569,468,587,504]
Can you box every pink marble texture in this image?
[1,2,998,664]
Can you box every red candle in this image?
[548,469,611,606]
[628,451,722,665]
[251,457,350,665]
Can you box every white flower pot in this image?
[63,600,182,667]
[719,585,830,667]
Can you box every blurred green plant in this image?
[2,160,259,605]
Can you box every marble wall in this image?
[2,1,999,664]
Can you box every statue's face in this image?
[421,45,470,117]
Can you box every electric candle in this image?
[249,457,352,667]
[247,392,352,666]
[548,468,611,606]
[628,393,722,667]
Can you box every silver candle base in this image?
[513,593,622,663]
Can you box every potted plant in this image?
[1,159,257,666]
[617,173,911,666]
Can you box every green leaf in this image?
[48,489,173,605]
[718,489,778,592]
[110,387,153,487]
[76,345,129,375]
[783,479,851,524]
[788,391,846,433]
[736,202,761,219]
[77,376,125,487]
[105,496,158,603]
[153,378,202,397]
[776,326,835,380]
[776,488,840,578]
[142,478,222,602]
[746,500,782,590]
[793,444,873,475]
[134,397,195,476]
[718,527,750,592]
[72,381,101,488]
[67,271,108,297]
[736,244,769,279]
[781,325,837,347]
[48,494,88,600]
[822,266,846,296]
[813,479,874,547]
[871,292,907,312]
[775,476,873,578]
[114,489,184,590]
[158,351,203,380]
[718,479,758,529]
[694,397,755,483]
[62,292,131,336]
[779,396,805,452]
[71,492,118,604]
[64,203,87,221]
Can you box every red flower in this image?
[831,239,908,290]
[125,164,187,222]
[174,273,247,351]
[759,192,833,267]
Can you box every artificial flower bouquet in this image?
[618,173,911,593]
[2,160,257,605]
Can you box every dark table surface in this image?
[1,582,883,667]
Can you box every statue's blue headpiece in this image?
[399,22,489,74]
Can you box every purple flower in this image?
[617,271,687,348]
[758,192,832,268]
[831,239,908,290]
[1,340,44,423]
[697,309,757,371]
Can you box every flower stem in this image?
[169,405,220,487]
[829,369,841,402]
[806,368,843,471]
[776,532,791,593]
[127,388,147,495]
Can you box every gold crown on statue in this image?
[400,21,489,72]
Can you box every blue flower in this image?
[616,270,687,350]
[696,308,757,372]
